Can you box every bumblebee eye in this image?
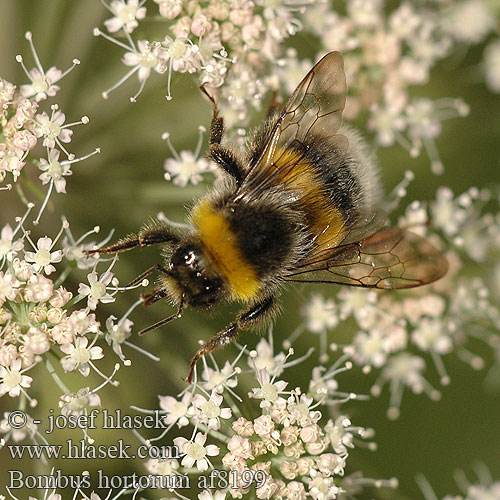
[185,252,196,265]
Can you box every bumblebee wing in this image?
[310,207,388,261]
[283,227,448,289]
[235,51,347,201]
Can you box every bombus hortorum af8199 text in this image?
[89,51,448,383]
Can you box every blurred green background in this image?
[0,1,499,498]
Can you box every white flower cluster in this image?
[96,0,307,108]
[103,1,500,192]
[0,210,164,446]
[296,0,485,173]
[1,29,160,445]
[1,3,499,499]
[136,337,397,500]
[95,1,500,189]
[293,186,499,420]
[0,32,99,223]
[0,218,100,395]
[163,125,217,187]
[418,464,500,500]
[0,33,161,444]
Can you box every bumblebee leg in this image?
[142,286,168,306]
[87,225,179,255]
[127,264,171,305]
[127,264,170,287]
[201,84,224,145]
[201,84,246,186]
[138,295,185,335]
[186,296,276,383]
[209,145,245,186]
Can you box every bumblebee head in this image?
[166,242,225,308]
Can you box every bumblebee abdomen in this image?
[272,126,382,253]
[272,146,348,251]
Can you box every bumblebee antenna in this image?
[138,294,185,336]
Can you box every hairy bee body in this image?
[90,51,447,382]
[178,124,382,308]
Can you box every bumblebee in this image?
[89,52,448,383]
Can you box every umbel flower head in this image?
[1,3,500,500]
[0,208,158,442]
[134,337,396,499]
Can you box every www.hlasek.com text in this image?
[8,439,178,460]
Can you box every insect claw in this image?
[200,83,218,106]
[186,361,197,384]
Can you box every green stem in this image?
[44,356,71,393]
[21,170,47,204]
[54,264,75,288]
[64,293,86,309]
[15,181,30,206]
[198,423,230,444]
[19,393,27,412]
[223,390,243,419]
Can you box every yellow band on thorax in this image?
[192,200,259,301]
